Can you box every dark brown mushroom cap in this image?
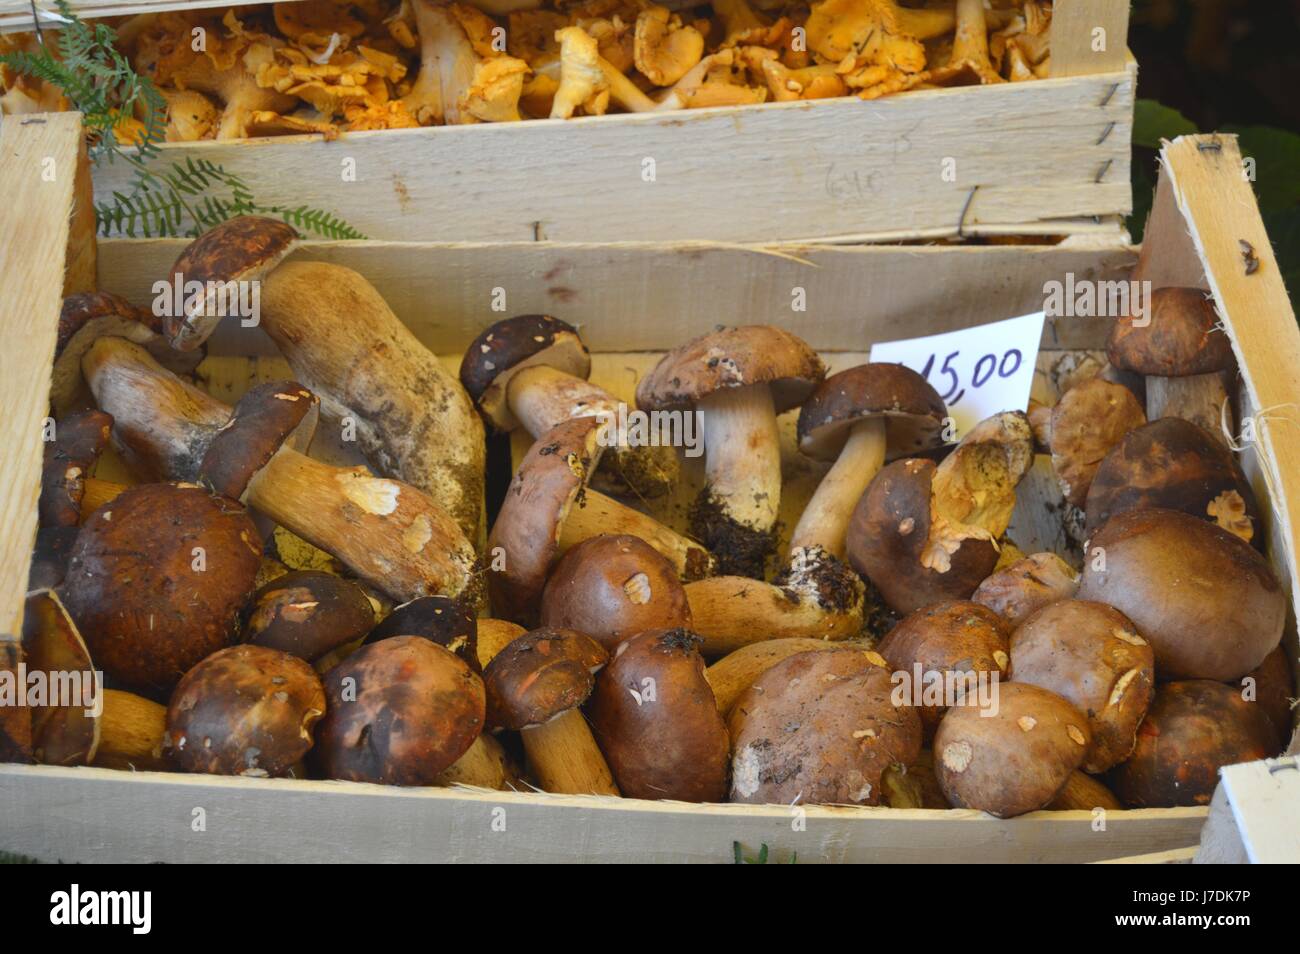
[21,590,99,766]
[1241,646,1293,741]
[846,459,999,615]
[199,381,319,500]
[487,416,605,623]
[729,649,922,806]
[29,526,79,591]
[878,601,1011,737]
[971,552,1080,627]
[1084,417,1260,542]
[1106,286,1236,376]
[365,595,478,672]
[1109,680,1281,808]
[1078,508,1285,680]
[797,363,947,462]
[934,682,1092,818]
[539,534,691,651]
[459,314,592,430]
[483,627,608,729]
[61,483,262,694]
[588,628,729,802]
[164,215,299,351]
[635,325,826,413]
[314,636,485,786]
[244,570,375,662]
[40,409,112,528]
[0,638,31,762]
[58,291,161,352]
[163,644,325,777]
[1008,599,1155,773]
[1048,376,1146,507]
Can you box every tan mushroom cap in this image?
[199,381,319,500]
[1107,286,1236,377]
[487,416,605,622]
[484,627,608,730]
[1048,376,1146,507]
[164,215,299,351]
[635,324,826,413]
[459,314,592,430]
[797,362,947,462]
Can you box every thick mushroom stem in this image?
[789,417,886,557]
[1146,374,1233,445]
[696,384,782,576]
[507,365,680,498]
[402,0,478,124]
[559,490,714,581]
[434,734,514,790]
[522,709,620,796]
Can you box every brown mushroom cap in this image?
[164,644,325,777]
[199,381,319,500]
[1084,417,1260,543]
[314,636,485,786]
[365,595,478,671]
[729,649,922,806]
[40,409,112,529]
[634,324,826,413]
[1241,646,1294,741]
[1077,508,1285,680]
[487,416,604,622]
[1008,600,1155,773]
[972,552,1080,626]
[1109,680,1281,808]
[934,681,1092,817]
[796,362,947,462]
[877,601,1011,737]
[164,215,299,351]
[61,483,262,694]
[21,590,100,766]
[459,314,592,430]
[1107,286,1235,377]
[29,526,80,591]
[588,628,729,802]
[1048,377,1146,507]
[483,627,608,729]
[539,534,691,650]
[847,459,999,614]
[243,570,375,663]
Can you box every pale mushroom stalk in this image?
[82,337,479,606]
[557,485,710,581]
[789,418,885,556]
[169,47,297,140]
[403,0,478,124]
[698,383,783,552]
[521,710,619,795]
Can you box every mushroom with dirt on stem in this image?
[483,627,618,796]
[460,313,679,499]
[637,325,826,578]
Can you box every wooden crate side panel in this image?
[89,67,1134,244]
[97,239,1131,355]
[0,113,83,634]
[0,764,1207,864]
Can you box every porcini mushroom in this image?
[589,628,729,801]
[82,336,480,605]
[847,411,1035,614]
[244,570,376,664]
[539,534,690,651]
[1084,417,1259,544]
[1009,600,1155,773]
[1240,646,1294,741]
[93,690,168,772]
[488,417,713,622]
[61,483,262,694]
[1110,680,1281,808]
[40,409,112,530]
[704,637,865,715]
[314,635,485,785]
[21,590,100,766]
[1047,376,1146,508]
[934,681,1091,818]
[164,644,326,777]
[637,325,826,577]
[971,551,1080,626]
[791,362,946,559]
[460,313,678,498]
[729,648,922,805]
[483,627,618,795]
[365,595,479,671]
[1078,508,1285,680]
[1107,287,1237,442]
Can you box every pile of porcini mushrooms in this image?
[0,0,1054,137]
[4,212,1292,822]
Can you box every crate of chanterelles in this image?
[0,114,1295,863]
[2,0,1132,243]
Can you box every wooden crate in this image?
[4,0,1134,243]
[1,116,1296,863]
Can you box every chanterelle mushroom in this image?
[634,5,704,86]
[804,0,951,99]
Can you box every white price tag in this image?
[868,312,1045,439]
